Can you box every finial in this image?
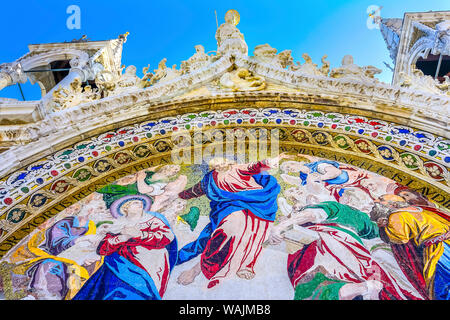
[119,32,130,42]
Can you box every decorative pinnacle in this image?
[119,32,130,42]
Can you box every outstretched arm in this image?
[239,153,295,175]
[278,197,293,217]
[97,217,174,255]
[280,173,303,186]
[150,175,188,212]
[266,152,296,169]
[178,181,205,200]
[135,170,153,193]
[164,175,188,194]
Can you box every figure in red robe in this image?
[176,155,289,288]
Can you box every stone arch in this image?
[19,49,90,96]
[408,37,435,75]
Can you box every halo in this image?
[225,9,240,26]
[392,184,411,195]
[109,194,152,218]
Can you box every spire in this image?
[378,18,403,63]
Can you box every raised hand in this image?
[121,224,142,239]
[268,226,284,245]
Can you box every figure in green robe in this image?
[97,165,181,208]
[269,201,410,300]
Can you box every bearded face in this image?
[369,202,392,222]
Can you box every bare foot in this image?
[177,262,202,285]
[236,269,255,280]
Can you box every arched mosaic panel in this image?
[0,107,448,300]
[0,152,448,300]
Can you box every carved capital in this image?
[0,62,27,90]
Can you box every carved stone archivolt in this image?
[0,110,448,253]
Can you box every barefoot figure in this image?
[72,195,179,300]
[175,154,291,288]
[268,201,417,300]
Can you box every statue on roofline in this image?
[215,10,248,56]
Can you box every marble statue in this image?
[215,10,248,56]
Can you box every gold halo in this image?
[225,9,240,26]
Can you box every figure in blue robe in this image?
[72,211,177,300]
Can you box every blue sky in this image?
[1,0,449,100]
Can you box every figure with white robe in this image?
[268,201,422,300]
[175,154,292,288]
[280,155,376,202]
[72,195,179,300]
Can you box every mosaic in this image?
[0,153,448,300]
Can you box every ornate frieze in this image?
[0,11,448,155]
